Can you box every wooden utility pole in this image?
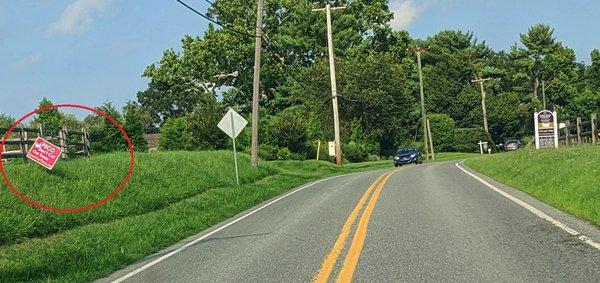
[471,77,493,133]
[541,80,554,110]
[250,0,264,167]
[313,4,345,165]
[407,46,430,160]
[426,118,435,161]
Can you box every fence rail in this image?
[558,112,599,146]
[1,125,90,162]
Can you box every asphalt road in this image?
[101,161,600,282]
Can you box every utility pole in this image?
[541,80,554,110]
[250,0,264,167]
[407,46,430,160]
[471,77,493,133]
[313,4,345,165]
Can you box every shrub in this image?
[426,114,456,152]
[89,103,128,153]
[186,103,228,150]
[343,141,379,163]
[159,117,191,151]
[123,102,149,152]
[264,107,309,154]
[451,128,495,153]
[258,144,279,161]
[367,155,380,162]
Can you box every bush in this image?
[186,103,228,150]
[264,107,309,154]
[159,117,191,151]
[89,103,128,153]
[426,113,456,152]
[451,128,495,153]
[367,155,380,162]
[258,144,279,161]
[343,141,379,163]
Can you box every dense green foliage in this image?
[0,114,14,129]
[466,146,600,226]
[133,1,599,160]
[31,98,63,136]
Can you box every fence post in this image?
[59,128,67,159]
[19,126,26,161]
[592,113,597,145]
[576,117,582,144]
[565,121,571,146]
[38,124,44,139]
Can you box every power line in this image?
[174,0,257,39]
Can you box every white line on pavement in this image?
[111,171,369,283]
[455,162,600,251]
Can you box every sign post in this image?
[534,110,559,149]
[218,108,248,185]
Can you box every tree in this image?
[0,114,15,128]
[589,49,600,89]
[89,102,127,152]
[123,101,149,152]
[159,117,191,151]
[518,24,559,100]
[31,98,63,136]
[186,100,228,150]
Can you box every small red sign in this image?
[26,137,63,170]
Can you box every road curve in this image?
[100,161,600,282]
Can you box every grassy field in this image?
[465,146,600,227]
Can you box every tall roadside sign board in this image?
[534,110,559,149]
[218,108,248,185]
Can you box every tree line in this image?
[3,0,600,162]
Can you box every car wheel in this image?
[394,164,399,168]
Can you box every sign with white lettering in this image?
[26,137,63,170]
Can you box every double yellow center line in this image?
[313,170,397,283]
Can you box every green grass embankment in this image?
[465,146,600,226]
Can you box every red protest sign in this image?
[26,137,63,170]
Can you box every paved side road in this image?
[100,162,600,282]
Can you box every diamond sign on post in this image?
[218,108,248,139]
[218,108,248,185]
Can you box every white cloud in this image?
[47,0,114,36]
[5,53,42,74]
[389,0,424,30]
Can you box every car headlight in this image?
[410,153,417,158]
[394,156,400,160]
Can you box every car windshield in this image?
[397,148,415,154]
[506,140,519,145]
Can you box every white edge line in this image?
[112,171,367,282]
[455,162,600,251]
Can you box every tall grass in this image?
[0,151,271,245]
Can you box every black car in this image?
[393,147,422,167]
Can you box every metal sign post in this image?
[218,108,248,185]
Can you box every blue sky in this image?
[1,0,599,119]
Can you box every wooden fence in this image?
[559,112,599,146]
[1,125,90,162]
